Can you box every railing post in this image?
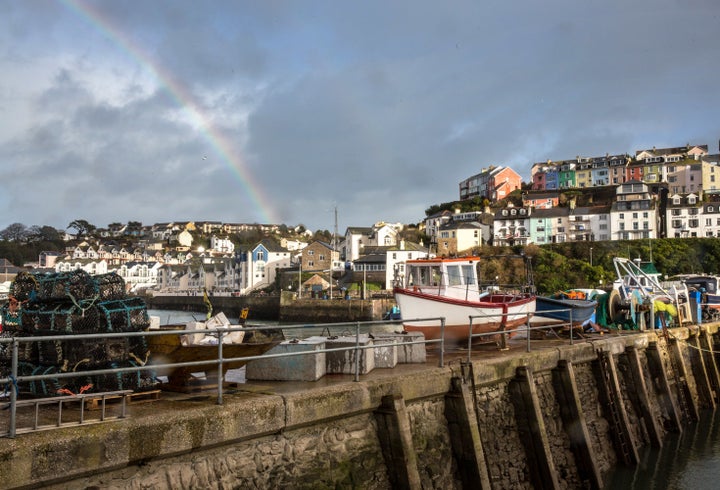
[439,318,445,367]
[355,322,361,382]
[569,309,574,345]
[526,312,532,353]
[9,338,19,438]
[467,316,473,364]
[217,330,224,405]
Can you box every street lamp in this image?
[590,247,593,267]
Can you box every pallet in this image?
[85,390,161,410]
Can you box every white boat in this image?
[393,256,535,342]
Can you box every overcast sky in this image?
[1,0,718,235]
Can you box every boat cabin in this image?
[681,275,719,295]
[402,257,482,300]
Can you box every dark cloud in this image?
[1,0,719,234]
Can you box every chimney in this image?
[400,239,405,250]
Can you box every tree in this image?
[67,219,96,237]
[27,225,62,243]
[0,222,29,242]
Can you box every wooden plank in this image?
[85,390,161,410]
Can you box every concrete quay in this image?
[3,323,720,489]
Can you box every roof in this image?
[439,221,486,230]
[353,253,386,264]
[254,238,287,253]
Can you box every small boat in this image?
[383,305,401,320]
[147,311,282,389]
[532,291,598,327]
[392,256,535,342]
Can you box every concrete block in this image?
[374,332,426,363]
[246,337,326,381]
[372,337,397,368]
[325,335,375,374]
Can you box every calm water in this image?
[604,409,720,489]
[146,309,402,338]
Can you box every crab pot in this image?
[91,360,155,392]
[97,297,150,332]
[37,336,133,368]
[11,270,98,304]
[18,302,101,334]
[0,332,36,368]
[93,272,128,301]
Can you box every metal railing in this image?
[466,307,580,362]
[1,310,604,438]
[0,317,446,438]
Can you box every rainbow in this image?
[61,0,278,224]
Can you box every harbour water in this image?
[604,409,720,489]
[146,309,402,339]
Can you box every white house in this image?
[609,180,657,240]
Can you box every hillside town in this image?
[2,142,720,298]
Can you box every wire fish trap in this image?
[11,270,99,304]
[15,302,101,334]
[93,272,128,301]
[96,297,150,333]
[37,336,133,369]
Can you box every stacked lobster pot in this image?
[0,270,155,396]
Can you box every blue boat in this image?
[531,292,598,326]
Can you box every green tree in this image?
[67,219,96,238]
[0,222,29,242]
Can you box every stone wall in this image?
[4,324,720,489]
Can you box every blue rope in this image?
[3,375,19,397]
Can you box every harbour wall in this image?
[144,292,394,322]
[3,324,720,489]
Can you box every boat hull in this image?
[531,296,598,326]
[393,288,535,341]
[147,326,281,385]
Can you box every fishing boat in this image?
[532,290,599,327]
[606,257,691,328]
[392,256,535,342]
[147,311,283,390]
[671,274,720,322]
